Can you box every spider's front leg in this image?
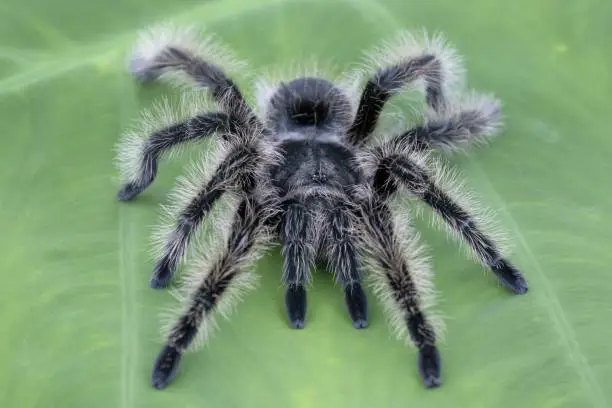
[355,187,441,387]
[376,152,528,294]
[324,203,368,329]
[348,31,463,145]
[280,199,316,329]
[152,196,271,389]
[150,141,260,289]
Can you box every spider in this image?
[114,24,529,391]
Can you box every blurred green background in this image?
[1,0,611,407]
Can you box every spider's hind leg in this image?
[127,24,260,126]
[117,25,267,202]
[348,30,465,145]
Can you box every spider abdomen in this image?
[267,77,353,132]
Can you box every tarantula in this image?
[114,24,529,391]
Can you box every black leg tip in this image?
[150,261,174,289]
[151,345,182,390]
[290,319,305,329]
[511,276,529,295]
[116,182,143,202]
[352,319,369,329]
[418,345,441,389]
[493,260,529,295]
[149,275,171,289]
[344,283,368,329]
[423,374,442,389]
[129,57,162,83]
[285,284,306,329]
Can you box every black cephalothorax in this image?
[115,25,528,391]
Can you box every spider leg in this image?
[116,111,245,201]
[377,153,528,294]
[355,186,441,388]
[324,203,368,329]
[280,199,316,329]
[391,91,503,153]
[348,31,463,145]
[117,26,268,202]
[129,25,260,126]
[151,196,270,390]
[150,142,261,289]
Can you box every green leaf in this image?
[1,0,611,407]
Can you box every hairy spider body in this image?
[115,25,528,391]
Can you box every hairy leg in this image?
[355,186,441,388]
[152,197,269,389]
[117,25,269,202]
[324,203,368,329]
[128,25,260,126]
[377,153,528,294]
[151,143,260,289]
[348,31,464,145]
[116,111,242,201]
[280,199,316,329]
[368,92,502,205]
[391,91,503,153]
